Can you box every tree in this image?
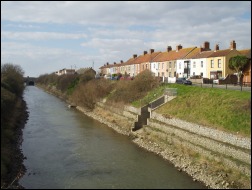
[1,63,25,96]
[228,55,249,84]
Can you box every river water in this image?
[19,86,206,189]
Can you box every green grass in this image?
[133,84,251,137]
[132,84,168,107]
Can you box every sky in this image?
[1,1,251,77]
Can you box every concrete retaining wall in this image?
[151,112,250,150]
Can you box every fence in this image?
[194,82,251,92]
[164,88,177,96]
[149,96,165,110]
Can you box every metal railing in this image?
[193,82,251,91]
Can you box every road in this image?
[192,83,251,92]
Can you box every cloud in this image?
[1,1,251,77]
[2,1,250,26]
[2,31,87,40]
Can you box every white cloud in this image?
[2,31,87,40]
[2,1,250,26]
[1,1,251,77]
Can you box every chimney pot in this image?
[203,41,210,50]
[167,46,172,52]
[114,62,116,65]
[150,49,154,54]
[143,51,147,55]
[120,60,123,63]
[176,44,182,52]
[133,54,137,58]
[106,62,109,65]
[215,44,219,51]
[230,40,236,50]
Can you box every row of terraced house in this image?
[99,40,251,83]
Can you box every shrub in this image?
[1,63,24,97]
[108,70,159,103]
[71,79,114,110]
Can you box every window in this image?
[211,60,214,68]
[146,64,148,69]
[158,63,160,70]
[169,72,171,77]
[162,63,164,69]
[154,64,155,69]
[174,71,176,77]
[143,65,144,70]
[193,62,196,68]
[184,62,187,68]
[169,62,172,68]
[174,62,176,68]
[193,72,195,76]
[218,59,221,68]
[179,63,181,69]
[200,72,203,77]
[201,61,203,68]
[162,72,164,76]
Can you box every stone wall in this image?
[151,112,250,150]
[146,119,251,175]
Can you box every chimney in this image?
[120,60,123,63]
[106,62,109,65]
[203,41,210,50]
[167,46,172,52]
[176,44,182,52]
[143,51,147,55]
[215,44,219,51]
[114,62,116,65]
[150,49,154,54]
[230,40,236,50]
[133,54,137,58]
[199,46,203,53]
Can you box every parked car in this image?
[176,77,192,85]
[213,77,225,84]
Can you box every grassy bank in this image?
[134,83,251,137]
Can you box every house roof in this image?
[121,57,137,66]
[239,49,251,59]
[152,47,197,62]
[133,52,161,64]
[183,47,201,59]
[209,49,234,57]
[191,50,214,59]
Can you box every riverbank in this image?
[1,98,29,189]
[36,84,251,189]
[76,103,250,189]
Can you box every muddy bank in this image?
[1,98,29,189]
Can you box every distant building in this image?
[55,68,75,76]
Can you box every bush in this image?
[1,63,25,97]
[71,79,114,110]
[108,70,159,103]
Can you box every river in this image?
[19,86,206,189]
